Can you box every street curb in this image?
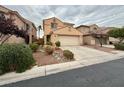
[0,54,124,86]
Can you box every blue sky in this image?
[5,5,124,28]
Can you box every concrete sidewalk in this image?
[0,51,124,86]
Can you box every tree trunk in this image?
[0,33,2,38]
[0,35,6,42]
[98,38,102,47]
[39,30,40,38]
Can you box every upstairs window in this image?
[51,23,57,30]
[26,24,29,31]
[94,27,97,30]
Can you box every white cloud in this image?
[4,5,124,37]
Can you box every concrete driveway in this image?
[61,46,114,61]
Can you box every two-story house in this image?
[43,17,83,46]
[76,24,109,45]
[0,5,37,44]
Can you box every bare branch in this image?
[1,35,12,44]
[0,34,6,42]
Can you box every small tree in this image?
[108,27,124,43]
[91,33,106,47]
[38,25,42,38]
[55,41,61,47]
[0,14,28,44]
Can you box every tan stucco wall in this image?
[43,17,65,35]
[51,34,57,43]
[32,27,37,38]
[28,25,37,43]
[6,35,25,44]
[79,35,83,45]
[64,23,74,27]
[43,17,82,35]
[89,24,100,33]
[83,36,95,45]
[54,26,83,36]
[76,26,90,34]
[12,15,27,30]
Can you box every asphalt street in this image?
[2,58,124,87]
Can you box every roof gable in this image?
[43,17,64,24]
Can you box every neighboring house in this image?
[101,27,120,44]
[43,17,83,46]
[76,24,110,45]
[100,27,116,44]
[0,5,37,44]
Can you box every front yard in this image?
[1,41,124,76]
[33,46,74,66]
[33,51,59,66]
[0,41,75,76]
[33,45,119,67]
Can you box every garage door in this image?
[58,35,80,46]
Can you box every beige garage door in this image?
[59,35,80,46]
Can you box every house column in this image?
[44,35,47,45]
[79,35,83,45]
[29,25,33,44]
[107,37,110,45]
[29,31,32,44]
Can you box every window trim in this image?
[51,22,57,30]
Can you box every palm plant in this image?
[38,25,42,38]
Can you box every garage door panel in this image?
[59,35,80,46]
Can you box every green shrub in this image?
[29,43,39,52]
[44,45,53,55]
[114,43,124,50]
[63,50,74,60]
[0,44,35,74]
[55,41,61,47]
[46,42,52,45]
